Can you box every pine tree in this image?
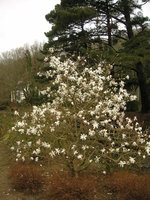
[44,0,149,53]
[43,0,150,112]
[44,4,97,55]
[117,30,150,112]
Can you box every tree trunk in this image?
[67,159,79,177]
[122,0,134,39]
[106,0,112,46]
[136,62,150,113]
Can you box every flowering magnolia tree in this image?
[10,54,150,176]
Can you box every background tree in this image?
[0,42,44,107]
[43,0,150,112]
[44,3,97,55]
[44,0,149,53]
[116,30,150,113]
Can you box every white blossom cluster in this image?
[10,55,150,173]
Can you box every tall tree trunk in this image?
[80,22,88,50]
[122,0,134,39]
[106,0,112,46]
[136,62,150,113]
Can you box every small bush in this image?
[9,162,44,194]
[45,171,97,200]
[107,171,150,200]
[0,101,9,110]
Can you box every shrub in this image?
[45,171,97,200]
[9,162,44,194]
[10,54,150,175]
[107,171,150,200]
[0,101,9,110]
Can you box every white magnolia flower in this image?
[74,150,78,155]
[101,148,105,153]
[49,151,56,158]
[129,157,135,164]
[10,146,15,151]
[80,134,87,140]
[28,142,32,147]
[118,161,126,167]
[16,141,21,145]
[14,111,19,116]
[89,129,95,136]
[82,145,89,150]
[132,142,137,146]
[36,139,41,145]
[77,154,83,159]
[35,157,39,162]
[92,121,99,129]
[22,156,25,162]
[16,153,21,158]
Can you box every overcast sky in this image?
[0,0,60,53]
[0,0,149,54]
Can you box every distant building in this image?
[11,90,25,103]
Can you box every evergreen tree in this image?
[44,4,97,55]
[44,0,149,53]
[117,30,150,112]
[43,0,150,112]
[44,0,122,55]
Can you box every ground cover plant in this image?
[9,162,44,194]
[106,170,150,200]
[9,52,150,177]
[45,171,97,200]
